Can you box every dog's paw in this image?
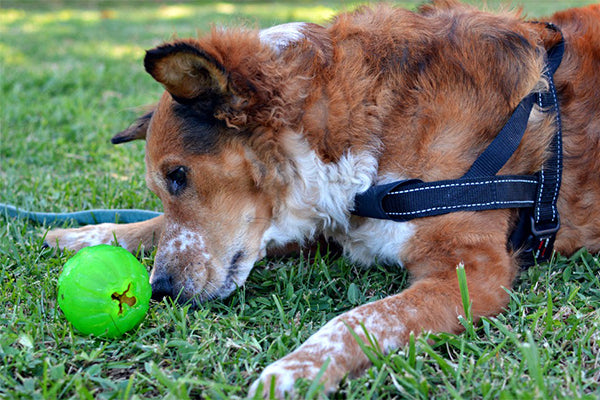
[248,362,299,399]
[44,224,123,252]
[248,357,333,399]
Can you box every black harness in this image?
[352,24,565,267]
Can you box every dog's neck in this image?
[260,131,378,245]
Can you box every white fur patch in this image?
[62,230,107,247]
[261,132,376,246]
[302,317,346,355]
[262,132,415,267]
[340,218,415,266]
[298,303,408,360]
[57,224,127,248]
[342,172,416,266]
[253,362,301,395]
[259,22,307,52]
[161,227,209,261]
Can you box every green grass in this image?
[1,1,599,399]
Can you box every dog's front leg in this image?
[250,256,516,398]
[44,215,164,253]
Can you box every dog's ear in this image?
[144,41,232,102]
[111,111,153,144]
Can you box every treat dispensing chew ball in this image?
[57,244,152,338]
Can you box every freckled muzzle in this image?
[149,255,250,306]
[148,226,255,306]
[150,256,218,305]
[149,226,213,304]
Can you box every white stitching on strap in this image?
[536,169,544,223]
[388,178,537,196]
[388,200,535,216]
[550,83,561,222]
[535,82,561,224]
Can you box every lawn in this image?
[1,0,599,399]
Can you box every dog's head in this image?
[115,26,335,305]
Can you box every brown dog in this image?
[46,1,600,397]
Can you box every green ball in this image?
[57,244,151,338]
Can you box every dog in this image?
[46,0,600,397]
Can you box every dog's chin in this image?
[176,283,238,308]
[177,260,254,307]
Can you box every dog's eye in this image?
[166,166,188,196]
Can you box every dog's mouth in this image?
[162,249,252,307]
[221,250,245,293]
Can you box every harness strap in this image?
[462,93,535,178]
[354,176,538,222]
[353,24,564,266]
[510,23,564,265]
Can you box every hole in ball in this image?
[111,283,137,315]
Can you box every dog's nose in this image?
[151,274,174,301]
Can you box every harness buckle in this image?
[520,214,560,266]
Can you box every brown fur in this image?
[46,1,600,397]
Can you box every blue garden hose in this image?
[0,203,161,226]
